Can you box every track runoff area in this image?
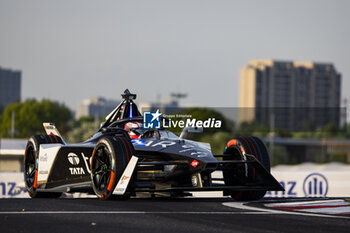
[0,197,349,233]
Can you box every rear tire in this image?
[223,136,270,201]
[90,135,134,200]
[24,135,63,198]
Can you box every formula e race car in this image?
[24,89,284,200]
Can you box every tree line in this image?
[0,99,72,138]
[0,99,348,155]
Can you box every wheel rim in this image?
[24,144,36,188]
[92,145,112,193]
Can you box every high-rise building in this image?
[76,97,120,119]
[0,67,21,110]
[139,99,179,114]
[239,60,341,130]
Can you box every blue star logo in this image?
[143,109,161,129]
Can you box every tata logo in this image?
[69,167,85,175]
[303,173,328,197]
[68,153,80,165]
[67,152,91,175]
[143,109,161,129]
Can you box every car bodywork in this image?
[25,89,284,199]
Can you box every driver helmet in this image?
[124,121,143,139]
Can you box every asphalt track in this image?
[0,198,349,233]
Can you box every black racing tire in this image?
[24,135,64,198]
[223,136,270,201]
[90,135,134,200]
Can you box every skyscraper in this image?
[239,60,341,130]
[0,67,21,110]
[76,97,120,119]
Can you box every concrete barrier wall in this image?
[0,172,29,198]
[266,170,350,198]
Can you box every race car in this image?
[24,89,284,200]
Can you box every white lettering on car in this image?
[151,141,177,148]
[69,167,85,175]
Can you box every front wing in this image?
[114,154,284,195]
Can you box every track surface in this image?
[0,198,349,233]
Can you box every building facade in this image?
[76,97,120,119]
[139,99,179,114]
[239,60,341,130]
[0,67,21,110]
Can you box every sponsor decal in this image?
[136,140,208,157]
[266,181,297,197]
[45,125,54,130]
[266,173,329,198]
[303,173,328,197]
[69,167,85,175]
[141,140,177,148]
[120,175,130,185]
[0,182,17,196]
[131,139,145,146]
[68,153,80,165]
[81,152,91,174]
[67,152,91,175]
[0,173,29,198]
[116,187,125,193]
[39,153,48,162]
[179,144,209,157]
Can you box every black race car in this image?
[24,89,284,200]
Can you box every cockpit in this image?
[98,89,178,140]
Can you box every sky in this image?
[0,0,349,111]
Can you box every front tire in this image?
[90,135,134,200]
[223,136,270,201]
[24,135,63,198]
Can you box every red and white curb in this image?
[223,199,350,219]
[264,199,350,217]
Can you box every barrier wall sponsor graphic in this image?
[1,168,349,198]
[0,173,29,198]
[265,170,350,198]
[0,172,94,198]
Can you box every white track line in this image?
[265,199,346,207]
[296,206,350,214]
[222,202,349,219]
[0,211,271,215]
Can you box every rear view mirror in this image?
[179,126,203,139]
[187,126,203,133]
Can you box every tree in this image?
[0,99,73,138]
[236,121,269,137]
[65,121,99,143]
[201,131,233,154]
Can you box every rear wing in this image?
[43,122,66,145]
